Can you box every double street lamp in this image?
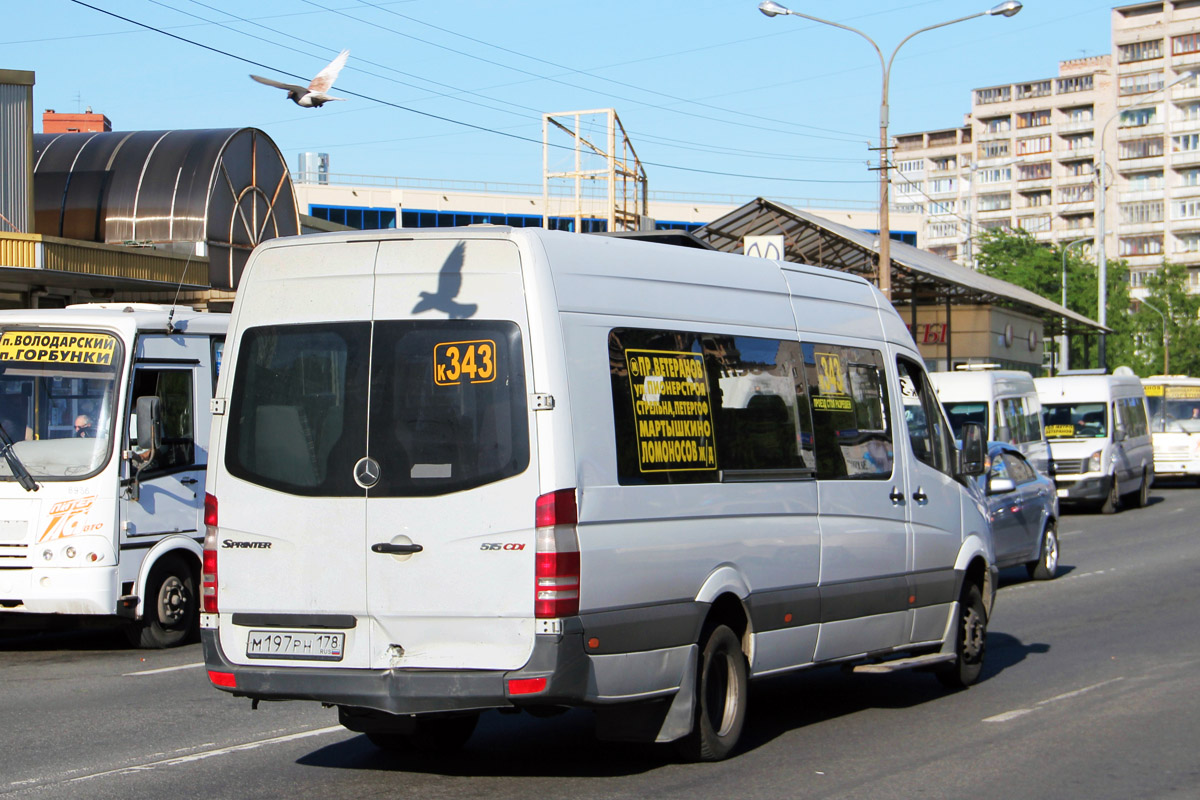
[758,0,1023,300]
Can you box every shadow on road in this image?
[0,625,132,652]
[296,630,1052,776]
[997,563,1077,588]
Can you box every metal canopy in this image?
[32,128,299,291]
[693,198,1105,334]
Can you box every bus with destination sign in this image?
[1142,375,1200,483]
[0,304,227,647]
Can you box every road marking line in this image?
[982,709,1034,723]
[982,677,1124,723]
[68,725,346,784]
[123,662,204,677]
[1035,677,1124,706]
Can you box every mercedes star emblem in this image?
[353,456,380,488]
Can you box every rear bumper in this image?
[201,625,593,715]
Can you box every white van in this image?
[201,228,995,761]
[1035,373,1154,513]
[1141,376,1200,483]
[0,304,227,646]
[930,369,1049,475]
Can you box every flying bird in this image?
[250,50,349,108]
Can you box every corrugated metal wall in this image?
[0,73,34,234]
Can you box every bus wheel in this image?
[126,555,197,649]
[677,624,748,762]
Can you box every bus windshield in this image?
[1144,384,1200,433]
[1042,402,1107,439]
[0,330,123,480]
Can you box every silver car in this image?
[979,442,1060,580]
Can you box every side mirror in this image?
[959,422,986,477]
[136,396,162,453]
[988,476,1016,495]
[1113,425,1126,442]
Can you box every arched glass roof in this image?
[33,127,299,290]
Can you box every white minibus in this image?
[202,228,995,760]
[1141,376,1200,483]
[1035,373,1154,513]
[0,304,227,646]
[930,368,1049,475]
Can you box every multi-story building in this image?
[894,1,1200,293]
[893,55,1114,268]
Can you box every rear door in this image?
[365,237,538,670]
[217,242,375,668]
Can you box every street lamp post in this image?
[758,0,1022,300]
[1060,236,1093,373]
[1094,69,1199,371]
[1140,298,1169,376]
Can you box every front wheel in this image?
[1026,522,1059,581]
[125,554,197,649]
[677,624,748,762]
[937,583,987,689]
[1100,474,1120,515]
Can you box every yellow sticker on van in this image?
[0,331,117,366]
[625,348,718,472]
[1045,424,1076,438]
[433,339,496,385]
[1143,384,1164,397]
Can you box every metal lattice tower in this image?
[542,109,648,233]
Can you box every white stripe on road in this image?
[67,725,346,784]
[983,678,1124,723]
[123,662,204,677]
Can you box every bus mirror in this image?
[959,422,985,477]
[136,396,162,453]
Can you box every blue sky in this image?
[7,0,1116,205]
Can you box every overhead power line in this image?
[65,0,878,185]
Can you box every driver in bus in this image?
[74,414,95,438]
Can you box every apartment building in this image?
[894,0,1200,293]
[893,55,1114,267]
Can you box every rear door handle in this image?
[371,543,424,555]
[889,486,905,504]
[912,487,928,503]
[180,477,199,485]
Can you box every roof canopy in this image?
[693,198,1105,334]
[33,128,299,290]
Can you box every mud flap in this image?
[654,642,697,742]
[591,643,698,743]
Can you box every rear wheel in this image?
[1026,522,1059,581]
[937,583,987,689]
[125,554,196,649]
[1100,473,1120,515]
[1126,469,1150,508]
[677,624,748,762]
[367,712,479,754]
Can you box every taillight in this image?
[535,489,579,619]
[203,493,218,614]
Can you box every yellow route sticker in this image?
[0,331,117,366]
[433,339,496,386]
[625,348,718,473]
[1045,424,1076,438]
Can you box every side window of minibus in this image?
[897,358,954,476]
[129,368,195,471]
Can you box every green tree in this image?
[973,228,1135,370]
[1134,262,1200,377]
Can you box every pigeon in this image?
[250,50,349,108]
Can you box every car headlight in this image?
[1088,449,1104,473]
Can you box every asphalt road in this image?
[2,484,1198,800]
